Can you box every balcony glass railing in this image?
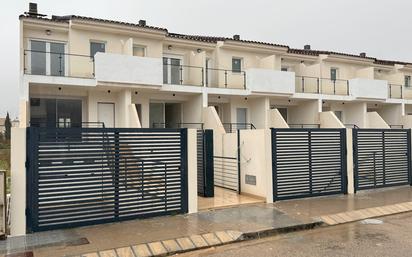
[24,50,95,78]
[162,63,204,86]
[295,76,349,95]
[205,68,246,89]
[388,84,403,99]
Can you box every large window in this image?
[90,41,105,57]
[163,57,182,84]
[30,40,65,76]
[30,98,82,128]
[232,58,242,73]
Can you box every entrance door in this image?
[236,108,247,129]
[98,103,115,128]
[165,103,182,128]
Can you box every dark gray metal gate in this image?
[353,129,411,191]
[197,130,214,197]
[271,128,347,200]
[26,127,188,232]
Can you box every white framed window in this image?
[330,68,339,80]
[163,55,183,84]
[405,75,411,87]
[28,40,67,76]
[90,41,106,57]
[232,57,242,73]
[133,45,146,57]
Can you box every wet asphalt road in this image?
[179,212,412,257]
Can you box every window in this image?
[281,67,288,72]
[405,75,411,87]
[30,40,65,76]
[330,68,338,80]
[90,42,105,57]
[30,98,82,128]
[163,57,182,84]
[133,45,146,57]
[232,58,242,73]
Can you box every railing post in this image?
[333,80,336,95]
[243,71,246,89]
[92,56,95,77]
[317,78,320,93]
[401,85,403,99]
[24,51,27,74]
[59,53,62,76]
[346,80,349,95]
[224,70,228,88]
[205,68,208,87]
[180,65,183,85]
[302,77,305,92]
[201,67,204,87]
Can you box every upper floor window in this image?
[29,40,66,76]
[90,41,105,57]
[133,45,146,57]
[163,57,182,85]
[330,68,339,81]
[232,58,242,73]
[405,75,411,87]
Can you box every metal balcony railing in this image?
[24,50,95,78]
[295,76,349,95]
[205,68,246,89]
[288,124,321,129]
[222,123,255,133]
[162,63,204,86]
[29,121,105,128]
[389,124,404,129]
[152,122,204,129]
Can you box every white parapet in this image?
[349,78,388,100]
[246,69,295,95]
[94,52,163,86]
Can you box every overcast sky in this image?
[1,0,412,118]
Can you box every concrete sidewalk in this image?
[2,204,318,257]
[4,186,412,257]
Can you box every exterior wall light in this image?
[108,90,111,94]
[45,29,52,35]
[168,45,172,50]
[197,48,202,53]
[173,93,176,96]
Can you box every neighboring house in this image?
[18,5,412,131]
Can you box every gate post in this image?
[10,128,27,235]
[408,129,412,186]
[186,129,198,213]
[346,128,355,194]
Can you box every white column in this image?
[187,129,198,213]
[346,128,355,194]
[265,129,274,203]
[10,128,27,235]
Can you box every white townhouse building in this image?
[19,4,412,132]
[9,3,412,236]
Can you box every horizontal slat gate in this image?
[197,130,214,197]
[272,128,347,200]
[26,127,188,232]
[353,129,411,191]
[214,156,239,191]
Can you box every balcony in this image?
[162,63,203,87]
[24,49,94,78]
[94,53,163,86]
[246,69,294,94]
[205,68,246,89]
[295,76,349,95]
[349,78,388,100]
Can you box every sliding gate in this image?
[353,129,411,191]
[272,128,347,200]
[26,127,188,232]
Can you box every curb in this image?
[318,201,412,226]
[68,221,322,257]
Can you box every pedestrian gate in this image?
[353,129,411,191]
[271,128,347,200]
[197,130,214,197]
[26,127,188,232]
